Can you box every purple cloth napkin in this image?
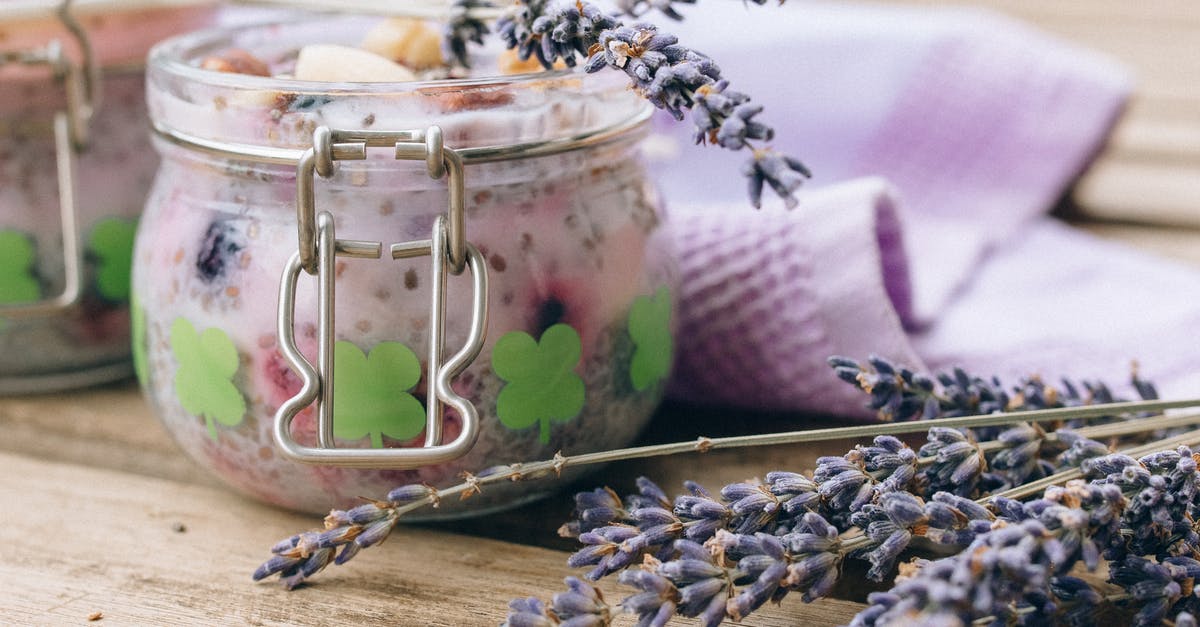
[652,3,1200,417]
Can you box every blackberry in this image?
[533,296,567,335]
[195,220,243,284]
[290,94,333,112]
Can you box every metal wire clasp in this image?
[0,0,98,318]
[274,125,489,469]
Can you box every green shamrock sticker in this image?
[492,323,585,444]
[88,217,137,302]
[0,230,40,304]
[628,286,673,392]
[333,340,426,448]
[170,317,245,440]
[131,291,148,387]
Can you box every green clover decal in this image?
[131,291,148,387]
[0,230,40,304]
[88,217,137,302]
[492,323,585,444]
[333,340,425,448]
[628,286,673,392]
[170,317,245,440]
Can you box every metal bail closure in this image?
[274,125,489,469]
[0,0,97,318]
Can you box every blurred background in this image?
[888,0,1198,253]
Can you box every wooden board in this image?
[0,449,865,626]
[0,383,214,487]
[0,379,868,566]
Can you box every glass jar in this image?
[136,17,677,516]
[0,1,215,393]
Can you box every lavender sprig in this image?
[852,435,919,496]
[554,412,1198,592]
[852,483,1198,627]
[490,0,810,209]
[533,428,1200,626]
[536,461,1168,626]
[443,0,494,68]
[829,354,1157,426]
[851,445,1200,626]
[256,423,1198,596]
[254,361,1197,590]
[251,487,427,589]
[504,576,611,627]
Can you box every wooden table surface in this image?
[3,2,1198,625]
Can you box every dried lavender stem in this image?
[989,427,1200,501]
[972,605,1044,626]
[390,401,1200,516]
[818,398,1200,440]
[835,426,1200,557]
[1060,411,1200,440]
[692,398,1200,452]
[542,399,1200,478]
[959,411,1200,460]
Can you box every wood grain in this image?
[0,384,875,623]
[1073,222,1200,266]
[0,381,866,553]
[0,450,864,626]
[1075,159,1200,226]
[0,381,217,487]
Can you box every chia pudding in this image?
[0,2,214,392]
[135,17,678,516]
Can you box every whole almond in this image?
[294,44,417,83]
[361,18,445,71]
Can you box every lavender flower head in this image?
[988,422,1053,488]
[919,428,987,497]
[489,0,811,209]
[443,0,492,68]
[849,491,925,580]
[619,538,740,626]
[252,483,433,589]
[1097,446,1200,559]
[853,519,1066,625]
[503,577,610,627]
[1109,556,1200,627]
[1056,430,1111,469]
